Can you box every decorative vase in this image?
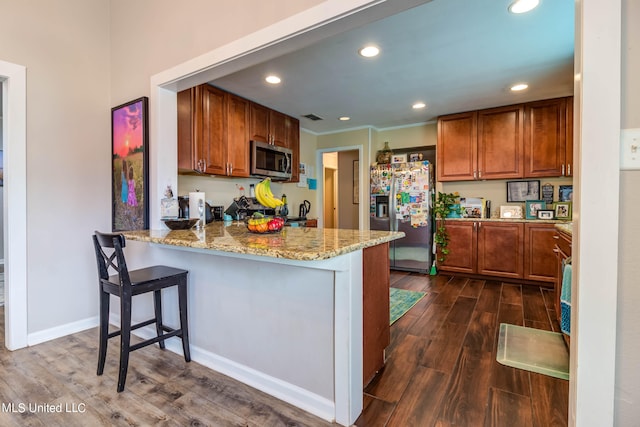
[376,141,393,164]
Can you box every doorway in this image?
[322,149,359,230]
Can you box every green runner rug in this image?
[390,287,426,325]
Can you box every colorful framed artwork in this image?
[391,154,407,164]
[554,202,572,220]
[111,97,149,231]
[525,200,546,219]
[559,185,573,202]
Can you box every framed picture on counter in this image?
[111,96,149,231]
[506,180,541,202]
[500,205,523,219]
[559,185,573,202]
[537,210,555,220]
[525,200,546,219]
[554,202,572,220]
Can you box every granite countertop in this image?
[554,222,573,236]
[123,221,405,261]
[442,217,571,225]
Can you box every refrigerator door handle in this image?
[390,174,397,231]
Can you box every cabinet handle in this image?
[229,163,233,175]
[473,170,477,180]
[562,164,565,176]
[477,222,481,229]
[553,248,559,253]
[567,164,571,175]
[478,170,482,179]
[553,235,560,239]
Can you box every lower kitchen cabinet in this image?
[439,220,558,284]
[524,223,557,284]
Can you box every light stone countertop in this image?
[123,221,405,261]
[441,217,571,224]
[554,222,573,236]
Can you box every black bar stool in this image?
[92,231,191,392]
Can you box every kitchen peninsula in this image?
[123,222,404,426]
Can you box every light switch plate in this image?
[621,128,640,170]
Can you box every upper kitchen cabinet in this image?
[524,97,569,178]
[250,103,287,147]
[477,104,524,180]
[250,101,300,182]
[437,96,573,182]
[177,84,250,177]
[436,111,477,181]
[437,105,524,181]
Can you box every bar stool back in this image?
[92,231,191,392]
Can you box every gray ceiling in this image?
[211,0,574,134]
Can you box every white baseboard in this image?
[25,314,336,422]
[27,315,99,346]
[117,317,335,423]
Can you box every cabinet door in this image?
[286,116,300,182]
[250,102,270,143]
[524,97,567,177]
[477,104,524,180]
[565,96,574,177]
[196,85,227,175]
[270,109,288,147]
[476,222,524,279]
[437,112,477,181]
[523,223,556,284]
[226,93,250,177]
[177,88,196,172]
[438,221,476,274]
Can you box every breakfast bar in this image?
[123,222,404,426]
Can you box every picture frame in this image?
[559,185,573,202]
[507,180,541,202]
[537,209,555,220]
[391,154,407,164]
[353,160,359,204]
[500,205,523,219]
[541,183,554,205]
[111,97,149,231]
[554,202,572,220]
[525,200,546,219]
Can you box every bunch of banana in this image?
[255,178,284,209]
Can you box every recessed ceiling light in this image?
[339,116,350,121]
[412,102,426,109]
[265,75,281,84]
[508,0,540,14]
[510,83,529,91]
[358,45,380,58]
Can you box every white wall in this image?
[615,0,640,423]
[0,0,111,334]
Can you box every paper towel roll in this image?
[189,192,206,220]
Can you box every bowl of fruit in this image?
[246,213,284,233]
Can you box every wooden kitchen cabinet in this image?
[523,223,557,284]
[436,112,477,182]
[477,104,524,180]
[177,85,250,177]
[476,221,524,279]
[250,102,300,182]
[524,97,568,178]
[437,220,476,274]
[363,242,390,386]
[250,103,287,147]
[437,96,572,181]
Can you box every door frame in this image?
[316,145,364,230]
[0,59,28,350]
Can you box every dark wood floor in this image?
[357,272,569,427]
[0,272,568,426]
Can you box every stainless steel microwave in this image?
[250,140,292,180]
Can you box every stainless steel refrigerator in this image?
[370,161,433,273]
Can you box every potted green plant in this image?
[433,192,460,263]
